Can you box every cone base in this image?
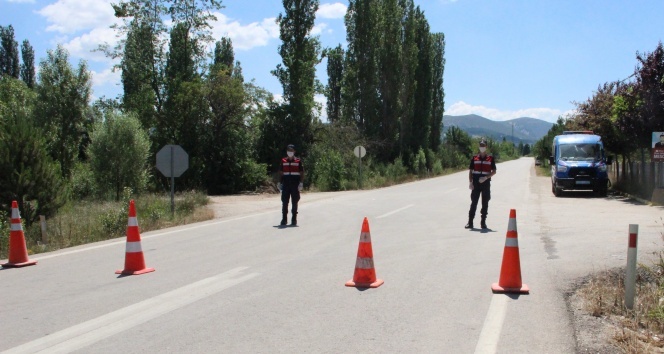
[116,267,155,275]
[345,279,384,288]
[2,260,37,268]
[491,283,529,294]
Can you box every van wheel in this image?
[552,183,561,197]
[595,186,608,197]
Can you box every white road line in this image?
[474,295,509,354]
[1,267,259,354]
[376,204,414,219]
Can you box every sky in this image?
[1,0,663,123]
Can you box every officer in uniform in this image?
[465,139,497,229]
[279,144,304,226]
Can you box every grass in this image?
[0,190,212,259]
[577,216,664,353]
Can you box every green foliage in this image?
[0,108,66,226]
[35,45,92,177]
[272,0,322,153]
[414,148,427,175]
[69,162,96,200]
[88,112,151,200]
[313,148,345,191]
[0,25,20,79]
[20,40,35,89]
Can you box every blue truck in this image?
[549,131,613,197]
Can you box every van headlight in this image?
[598,164,607,172]
[556,164,568,172]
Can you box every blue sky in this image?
[1,0,663,123]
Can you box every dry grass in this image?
[0,191,213,259]
[578,260,664,353]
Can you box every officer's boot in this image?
[290,212,297,226]
[481,217,488,229]
[280,212,287,226]
[464,218,473,229]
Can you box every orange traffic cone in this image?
[2,201,37,268]
[116,200,154,275]
[491,209,529,293]
[346,217,384,288]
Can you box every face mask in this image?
[287,151,294,157]
[479,147,487,153]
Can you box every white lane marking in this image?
[474,295,509,354]
[376,204,414,219]
[1,267,259,354]
[31,211,277,262]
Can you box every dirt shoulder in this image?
[206,190,357,220]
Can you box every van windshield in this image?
[559,143,601,162]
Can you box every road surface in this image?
[2,157,662,353]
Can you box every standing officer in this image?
[279,144,304,226]
[465,139,497,229]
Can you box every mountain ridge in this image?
[443,114,553,145]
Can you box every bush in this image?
[69,162,96,200]
[314,149,346,191]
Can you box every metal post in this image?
[359,156,363,190]
[170,145,175,216]
[625,224,638,310]
[39,215,47,244]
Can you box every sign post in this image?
[354,146,366,189]
[156,145,189,216]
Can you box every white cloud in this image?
[314,94,328,122]
[90,67,120,88]
[311,23,328,36]
[38,0,116,34]
[63,26,119,63]
[446,101,573,123]
[210,13,279,51]
[317,3,347,19]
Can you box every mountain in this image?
[442,114,553,145]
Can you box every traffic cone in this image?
[1,201,37,268]
[346,217,384,288]
[491,209,529,293]
[116,200,154,275]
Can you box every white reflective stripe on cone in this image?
[128,217,138,227]
[505,238,518,247]
[355,257,375,269]
[359,232,372,243]
[508,218,517,232]
[125,241,143,253]
[11,223,23,231]
[11,208,20,219]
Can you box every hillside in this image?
[442,114,553,145]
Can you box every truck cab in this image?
[549,131,612,197]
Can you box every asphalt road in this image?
[2,157,663,353]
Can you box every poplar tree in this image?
[20,40,35,89]
[325,45,344,123]
[272,0,321,152]
[0,25,20,79]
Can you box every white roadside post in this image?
[625,224,638,310]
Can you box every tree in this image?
[35,45,92,177]
[214,37,234,68]
[0,79,65,225]
[343,0,381,143]
[324,45,344,123]
[88,112,150,200]
[20,40,35,89]
[0,25,20,79]
[429,32,445,152]
[121,19,159,130]
[272,0,322,153]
